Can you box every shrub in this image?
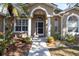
[0,40,8,55]
[10,39,16,45]
[0,35,4,39]
[58,46,64,48]
[47,36,55,43]
[23,37,32,44]
[0,38,14,55]
[65,34,76,44]
[0,32,4,40]
[54,33,61,40]
[5,31,13,40]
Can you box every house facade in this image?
[60,7,79,37]
[0,3,79,39]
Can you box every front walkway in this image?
[28,37,50,56]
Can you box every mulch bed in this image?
[47,40,79,56]
[3,40,32,56]
[49,47,79,56]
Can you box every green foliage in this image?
[54,8,62,14]
[0,28,14,55]
[19,4,29,16]
[23,37,32,44]
[0,40,8,55]
[0,32,4,42]
[54,33,61,40]
[58,46,64,48]
[47,36,54,40]
[47,36,55,43]
[65,34,76,44]
[0,35,4,39]
[5,28,13,41]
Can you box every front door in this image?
[36,21,44,36]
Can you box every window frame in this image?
[67,14,79,35]
[14,18,28,33]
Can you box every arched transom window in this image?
[67,15,79,33]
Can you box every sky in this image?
[55,3,68,10]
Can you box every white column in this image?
[28,18,31,37]
[61,16,63,38]
[47,17,51,36]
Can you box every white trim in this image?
[35,20,44,36]
[14,18,28,33]
[66,13,79,35]
[48,17,51,36]
[28,18,31,37]
[30,6,50,17]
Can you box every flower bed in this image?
[0,37,32,56]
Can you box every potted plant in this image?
[47,36,55,43]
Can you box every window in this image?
[54,18,58,32]
[14,19,28,32]
[67,16,78,33]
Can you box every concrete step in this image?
[32,37,47,42]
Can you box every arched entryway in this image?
[31,9,47,37]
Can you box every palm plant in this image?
[1,3,29,40]
[1,3,19,16]
[19,3,29,16]
[1,3,29,17]
[0,40,9,55]
[0,3,29,55]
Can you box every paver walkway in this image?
[28,37,50,56]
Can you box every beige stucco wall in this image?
[0,4,58,37]
[28,3,54,16]
[51,16,61,36]
[61,9,79,37]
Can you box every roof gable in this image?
[27,3,57,9]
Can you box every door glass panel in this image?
[38,28,43,34]
[37,22,43,34]
[38,22,43,27]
